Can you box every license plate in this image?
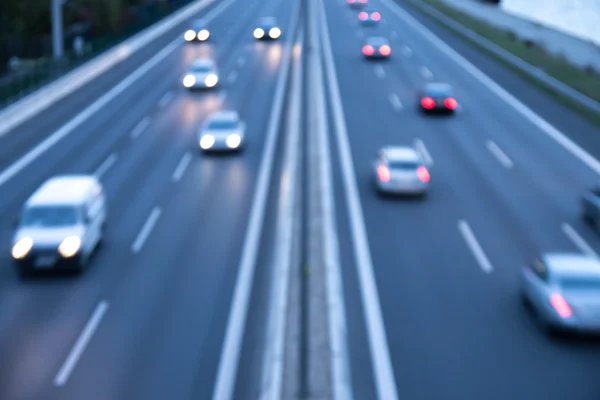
[35,256,56,268]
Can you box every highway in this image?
[2,0,600,398]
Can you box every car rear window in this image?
[388,160,419,170]
[207,120,238,130]
[192,65,211,73]
[427,88,451,97]
[560,277,600,291]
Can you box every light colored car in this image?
[362,37,391,59]
[419,82,458,113]
[373,147,430,195]
[11,175,106,274]
[254,17,281,40]
[198,111,246,152]
[184,19,210,42]
[521,253,600,335]
[183,59,219,89]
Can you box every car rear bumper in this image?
[375,180,428,195]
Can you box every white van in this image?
[11,175,106,273]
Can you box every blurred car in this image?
[198,111,246,152]
[362,37,391,59]
[521,253,600,335]
[373,146,430,196]
[347,0,368,8]
[582,186,600,228]
[183,59,219,89]
[184,19,210,42]
[11,175,106,274]
[358,8,381,25]
[254,17,281,40]
[419,83,458,114]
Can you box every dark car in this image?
[419,83,458,114]
[253,17,281,40]
[358,8,381,25]
[184,19,210,42]
[362,37,391,59]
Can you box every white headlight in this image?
[12,237,33,260]
[58,236,81,258]
[198,29,210,41]
[254,28,265,39]
[269,27,281,39]
[226,134,242,149]
[204,74,218,87]
[200,135,215,149]
[183,74,196,88]
[184,30,196,41]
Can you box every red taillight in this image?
[347,0,353,3]
[421,97,435,109]
[360,0,368,3]
[363,45,375,56]
[359,11,368,20]
[371,12,381,21]
[550,293,572,318]
[379,45,391,56]
[417,166,430,183]
[377,165,391,182]
[444,97,457,110]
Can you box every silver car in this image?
[183,59,219,89]
[373,147,430,195]
[198,111,246,152]
[521,253,600,335]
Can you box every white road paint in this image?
[562,223,598,258]
[236,55,247,67]
[420,66,433,79]
[212,2,300,398]
[458,220,494,273]
[374,65,386,79]
[401,45,412,56]
[0,0,237,189]
[388,93,403,111]
[414,138,433,166]
[94,153,118,179]
[54,301,109,386]
[319,1,399,399]
[158,91,174,108]
[131,207,162,254]
[131,117,150,139]
[227,70,238,84]
[171,152,192,182]
[259,26,304,400]
[486,140,513,169]
[380,0,600,177]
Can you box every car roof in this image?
[191,59,215,68]
[27,175,99,206]
[425,83,452,93]
[542,253,600,277]
[367,36,389,45]
[207,111,240,122]
[259,17,276,25]
[381,146,421,162]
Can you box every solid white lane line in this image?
[562,223,598,258]
[388,93,403,111]
[486,140,513,169]
[212,2,300,398]
[374,65,386,79]
[0,0,238,189]
[94,153,118,179]
[420,66,433,79]
[227,70,238,84]
[131,117,150,139]
[236,55,247,67]
[401,45,412,56]
[54,301,109,386]
[131,207,161,254]
[380,0,600,177]
[172,152,192,182]
[319,1,399,399]
[260,26,304,400]
[158,91,174,108]
[414,138,433,166]
[458,220,494,273]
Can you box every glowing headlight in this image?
[58,236,81,258]
[12,237,33,260]
[254,28,265,39]
[198,29,210,41]
[204,74,218,87]
[184,30,196,41]
[183,74,196,88]
[269,27,281,39]
[200,135,215,149]
[226,134,242,149]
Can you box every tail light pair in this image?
[359,12,381,21]
[362,45,391,56]
[421,97,457,110]
[377,166,430,183]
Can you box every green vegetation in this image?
[403,0,600,127]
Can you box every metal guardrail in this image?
[408,0,600,115]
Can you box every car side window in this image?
[530,258,548,281]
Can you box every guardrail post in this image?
[51,0,64,59]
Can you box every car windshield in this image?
[192,64,211,73]
[207,120,238,130]
[560,276,600,291]
[191,21,203,30]
[21,206,80,227]
[388,160,419,170]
